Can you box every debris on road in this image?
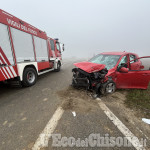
[72,111,76,117]
[142,118,150,125]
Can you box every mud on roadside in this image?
[57,86,99,113]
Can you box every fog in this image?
[1,0,150,58]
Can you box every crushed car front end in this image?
[72,62,110,95]
[71,53,121,95]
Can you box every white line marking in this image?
[32,106,64,150]
[28,24,36,29]
[97,98,146,150]
[2,11,13,17]
[136,127,150,141]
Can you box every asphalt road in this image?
[0,59,147,150]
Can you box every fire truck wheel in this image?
[100,81,116,95]
[22,67,37,87]
[55,62,61,72]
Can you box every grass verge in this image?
[125,85,150,117]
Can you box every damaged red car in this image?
[72,52,150,95]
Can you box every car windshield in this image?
[89,54,121,70]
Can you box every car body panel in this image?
[116,70,150,89]
[74,62,105,73]
[73,52,150,90]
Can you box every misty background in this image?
[1,0,150,58]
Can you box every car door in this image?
[116,57,150,89]
[129,54,141,70]
[115,55,131,88]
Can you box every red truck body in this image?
[0,9,63,86]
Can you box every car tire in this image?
[22,67,37,87]
[55,62,61,72]
[100,81,116,95]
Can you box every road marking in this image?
[97,98,146,150]
[32,106,64,150]
[136,127,150,141]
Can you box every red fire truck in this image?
[0,9,64,87]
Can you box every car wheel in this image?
[100,81,116,95]
[22,67,37,87]
[55,62,61,72]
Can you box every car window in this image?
[89,54,121,70]
[130,55,137,64]
[139,57,150,70]
[118,55,127,68]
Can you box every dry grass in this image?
[125,84,150,117]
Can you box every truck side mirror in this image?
[62,44,65,51]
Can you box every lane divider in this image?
[97,98,146,150]
[32,106,64,150]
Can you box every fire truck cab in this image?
[0,9,64,87]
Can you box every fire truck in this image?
[0,9,64,87]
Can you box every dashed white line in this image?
[97,98,146,150]
[32,106,64,150]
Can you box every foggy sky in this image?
[1,0,150,58]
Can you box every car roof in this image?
[100,51,136,56]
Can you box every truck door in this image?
[55,42,61,58]
[49,39,56,59]
[0,23,17,81]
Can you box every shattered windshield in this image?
[89,54,121,70]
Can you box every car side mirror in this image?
[140,65,144,69]
[119,67,129,73]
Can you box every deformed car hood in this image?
[74,62,106,73]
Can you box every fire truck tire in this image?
[22,67,37,87]
[100,81,116,95]
[55,62,61,72]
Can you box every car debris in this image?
[72,52,150,97]
[72,111,76,117]
[142,118,150,125]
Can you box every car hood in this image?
[74,62,106,73]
